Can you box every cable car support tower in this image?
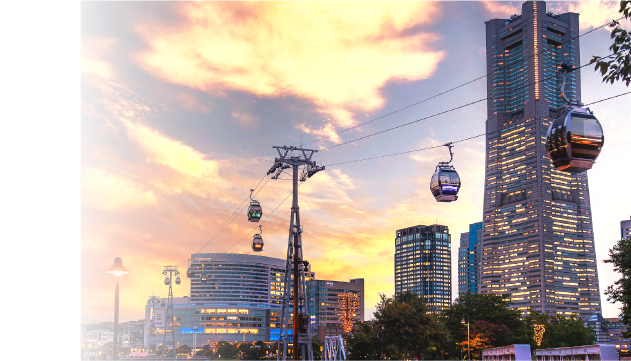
[267,146,324,361]
[161,265,180,361]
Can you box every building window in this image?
[501,189,526,205]
[551,188,574,202]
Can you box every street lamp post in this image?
[377,325,385,360]
[461,314,470,361]
[107,257,129,361]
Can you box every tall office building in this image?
[394,224,451,311]
[307,278,364,341]
[481,1,601,318]
[458,222,483,296]
[621,217,631,239]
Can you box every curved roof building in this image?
[189,253,289,306]
[144,253,315,351]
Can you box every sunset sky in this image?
[79,1,631,325]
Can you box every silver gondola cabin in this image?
[252,225,263,252]
[546,63,604,173]
[247,189,263,222]
[430,143,461,202]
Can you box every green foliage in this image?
[524,311,596,349]
[441,292,530,359]
[346,321,383,360]
[216,340,238,358]
[373,292,450,360]
[197,344,214,358]
[236,341,268,360]
[604,237,631,337]
[590,1,631,86]
[311,336,323,360]
[177,344,192,355]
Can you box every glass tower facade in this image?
[621,217,631,239]
[306,278,364,341]
[394,224,451,311]
[458,222,483,296]
[481,1,601,318]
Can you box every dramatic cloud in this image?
[482,1,625,31]
[481,1,520,17]
[81,37,117,80]
[135,2,445,128]
[550,1,624,31]
[82,167,158,211]
[121,118,221,180]
[297,123,341,144]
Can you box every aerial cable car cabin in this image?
[247,189,263,222]
[546,63,604,173]
[430,143,461,202]
[252,225,264,252]
[186,259,195,278]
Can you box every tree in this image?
[373,292,449,360]
[441,292,529,359]
[197,344,214,358]
[311,336,323,360]
[178,344,192,356]
[590,1,631,86]
[119,347,131,358]
[458,320,510,359]
[524,311,595,349]
[346,321,382,360]
[216,341,237,358]
[604,237,631,337]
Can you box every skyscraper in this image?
[480,1,601,318]
[394,224,451,311]
[458,222,483,296]
[621,217,631,239]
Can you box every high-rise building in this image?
[458,222,483,296]
[307,278,364,341]
[481,0,601,318]
[621,217,631,239]
[394,224,451,311]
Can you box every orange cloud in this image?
[297,123,342,144]
[135,2,445,128]
[120,118,220,180]
[550,2,627,31]
[82,167,158,211]
[82,37,118,79]
[481,1,519,17]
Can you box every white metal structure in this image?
[535,344,619,361]
[482,344,532,361]
[323,335,346,361]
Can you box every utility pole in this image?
[269,146,324,361]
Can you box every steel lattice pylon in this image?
[268,146,324,361]
[323,335,346,361]
[162,265,179,361]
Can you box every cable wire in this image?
[224,187,296,253]
[320,53,616,152]
[325,91,629,168]
[303,16,625,147]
